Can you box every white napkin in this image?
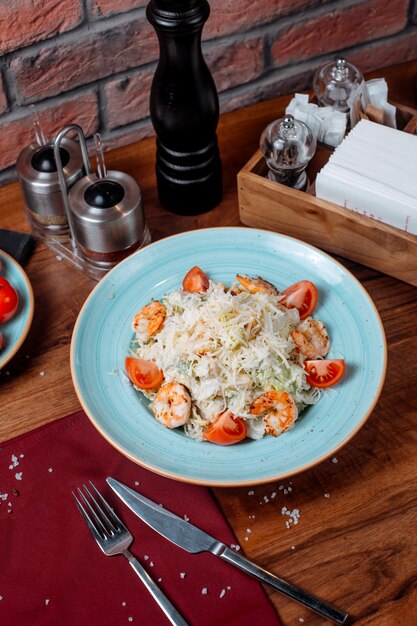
[315,120,417,234]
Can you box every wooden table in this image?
[2,60,417,626]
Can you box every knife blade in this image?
[107,477,348,624]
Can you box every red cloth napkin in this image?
[0,410,281,626]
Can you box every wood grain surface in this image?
[1,60,417,626]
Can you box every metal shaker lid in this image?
[68,170,145,253]
[16,138,83,194]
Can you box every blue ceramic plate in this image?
[0,249,34,370]
[71,228,387,486]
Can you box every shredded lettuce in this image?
[131,281,319,440]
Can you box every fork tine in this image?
[77,485,111,537]
[72,490,104,543]
[89,480,125,531]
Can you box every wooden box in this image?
[238,103,417,286]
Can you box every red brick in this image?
[206,38,264,92]
[0,74,8,115]
[89,0,146,18]
[11,17,158,102]
[348,29,417,74]
[204,0,333,39]
[0,92,99,171]
[0,0,83,55]
[220,66,315,114]
[104,69,154,129]
[101,122,154,153]
[271,0,409,68]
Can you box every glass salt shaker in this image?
[313,58,363,113]
[260,114,316,191]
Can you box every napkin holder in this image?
[238,100,417,287]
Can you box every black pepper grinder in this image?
[146,0,222,215]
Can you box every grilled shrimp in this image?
[236,274,278,295]
[250,390,298,436]
[153,382,192,429]
[291,316,330,359]
[133,300,166,336]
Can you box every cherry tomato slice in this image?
[182,266,209,293]
[0,330,3,350]
[304,359,345,388]
[279,280,318,320]
[0,277,19,324]
[125,357,164,390]
[203,410,247,445]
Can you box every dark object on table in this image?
[0,230,35,266]
[147,0,222,215]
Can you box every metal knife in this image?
[107,477,348,624]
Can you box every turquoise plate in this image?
[71,228,387,486]
[0,249,34,370]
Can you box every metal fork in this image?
[73,482,188,626]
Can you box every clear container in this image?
[260,114,316,190]
[313,58,363,113]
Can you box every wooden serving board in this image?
[238,106,417,287]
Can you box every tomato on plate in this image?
[203,410,247,445]
[304,359,345,388]
[279,280,318,320]
[125,357,164,390]
[182,266,209,293]
[0,277,19,324]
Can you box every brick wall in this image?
[1,0,417,184]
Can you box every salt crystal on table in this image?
[201,588,208,595]
[291,545,296,550]
[244,537,249,541]
[184,515,189,521]
[180,573,186,579]
[134,481,140,486]
[56,255,62,261]
[48,468,53,473]
[0,595,3,600]
[332,457,338,464]
[324,493,330,498]
[144,555,149,560]
[271,492,276,498]
[20,454,24,458]
[149,562,154,567]
[246,528,252,533]
[157,578,162,583]
[299,618,305,623]
[45,599,50,606]
[122,601,127,606]
[128,618,133,622]
[15,472,22,480]
[39,371,45,377]
[227,586,231,590]
[220,589,226,598]
[248,490,254,495]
